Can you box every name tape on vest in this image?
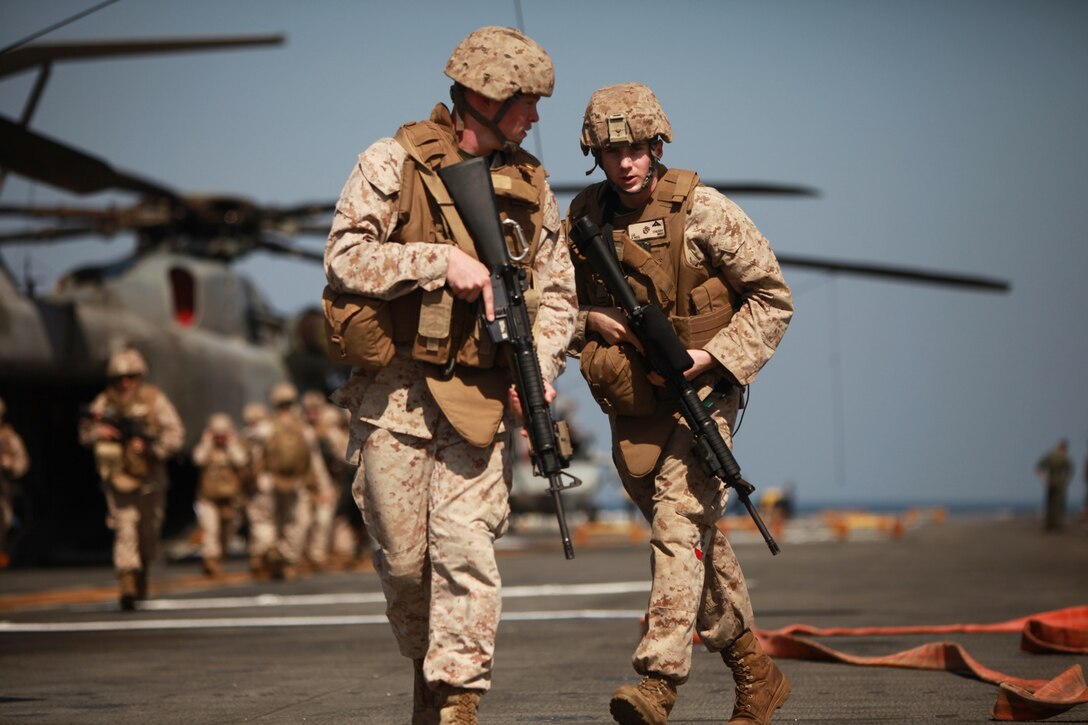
[628,219,666,242]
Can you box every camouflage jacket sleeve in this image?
[78,393,109,447]
[687,186,793,386]
[324,138,450,300]
[149,389,185,461]
[191,435,213,466]
[227,439,249,468]
[0,425,29,479]
[531,181,577,384]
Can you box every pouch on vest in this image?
[94,440,141,493]
[411,288,455,366]
[672,277,737,349]
[424,366,508,448]
[321,285,396,371]
[579,340,657,417]
[264,419,312,492]
[199,464,243,500]
[122,438,150,479]
[615,401,682,479]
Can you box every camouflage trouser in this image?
[305,489,336,565]
[246,478,274,559]
[104,477,166,573]
[0,487,12,554]
[351,417,511,692]
[247,480,310,564]
[616,388,755,685]
[1044,482,1066,530]
[195,497,241,560]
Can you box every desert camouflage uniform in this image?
[568,183,792,684]
[326,131,576,692]
[79,384,185,576]
[240,404,272,573]
[301,393,340,569]
[0,414,30,564]
[250,410,334,575]
[192,423,249,566]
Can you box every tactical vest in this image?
[569,167,738,347]
[569,168,740,477]
[0,425,21,493]
[94,384,163,493]
[198,446,244,501]
[388,103,547,370]
[264,417,312,494]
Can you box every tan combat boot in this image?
[436,687,481,725]
[202,557,222,578]
[411,659,439,725]
[609,675,677,725]
[249,553,269,580]
[135,568,149,600]
[721,630,791,724]
[118,570,139,611]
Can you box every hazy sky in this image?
[2,0,1086,508]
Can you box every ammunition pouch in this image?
[94,440,142,493]
[579,340,657,417]
[199,465,244,501]
[321,286,397,371]
[673,276,736,348]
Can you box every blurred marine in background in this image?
[0,396,30,569]
[1035,439,1073,531]
[192,413,249,577]
[79,348,185,610]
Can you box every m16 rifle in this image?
[437,156,580,560]
[79,405,155,445]
[568,216,780,555]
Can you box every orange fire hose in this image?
[754,605,1088,721]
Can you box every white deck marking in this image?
[0,609,647,633]
[0,580,654,633]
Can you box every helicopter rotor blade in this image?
[0,35,285,80]
[0,225,103,245]
[703,181,819,197]
[547,179,819,197]
[0,116,180,199]
[778,253,1010,293]
[256,232,324,263]
[0,203,124,221]
[265,201,337,220]
[291,224,334,236]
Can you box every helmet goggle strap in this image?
[451,84,521,149]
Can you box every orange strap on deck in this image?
[755,605,1088,721]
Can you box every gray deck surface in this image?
[2,512,1086,723]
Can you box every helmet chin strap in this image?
[451,85,519,150]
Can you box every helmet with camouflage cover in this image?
[318,405,347,430]
[580,82,672,155]
[207,413,235,436]
[106,347,148,378]
[269,381,299,407]
[445,26,554,102]
[242,402,268,426]
[300,389,327,417]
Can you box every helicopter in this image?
[0,35,345,564]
